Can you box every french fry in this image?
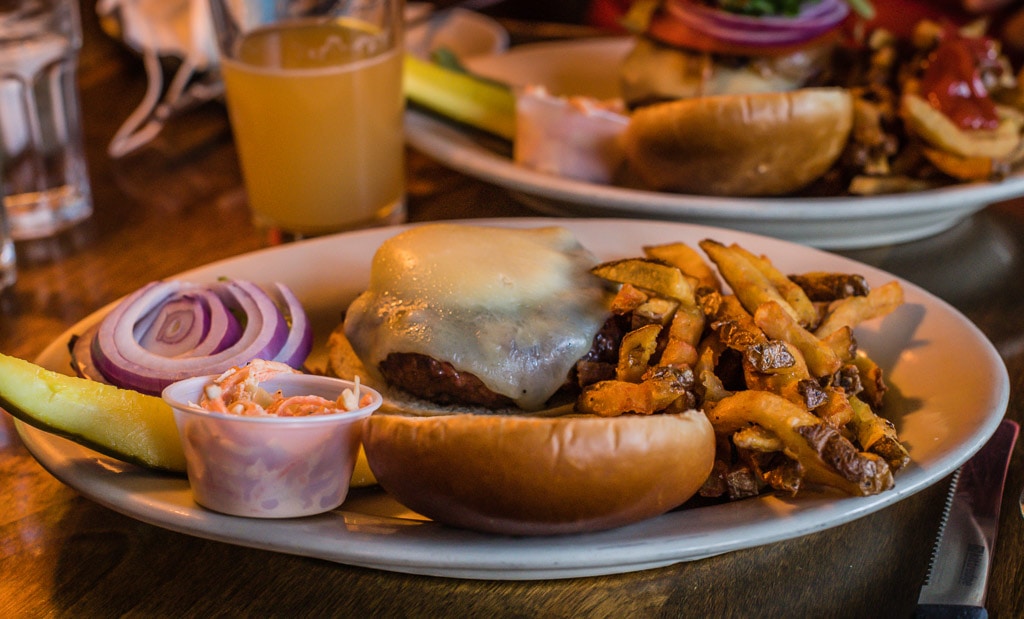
[853,352,888,410]
[707,390,894,496]
[754,300,842,378]
[707,294,767,351]
[732,425,784,452]
[922,146,997,182]
[788,272,870,302]
[632,297,679,330]
[577,381,653,416]
[694,335,732,404]
[578,238,909,500]
[644,242,721,292]
[659,304,705,368]
[901,93,1022,159]
[616,324,662,383]
[592,258,696,305]
[821,326,856,364]
[577,366,693,416]
[849,395,910,471]
[815,281,905,338]
[742,339,810,406]
[731,245,817,327]
[699,240,804,326]
[815,388,854,428]
[610,283,649,315]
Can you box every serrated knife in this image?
[915,418,1019,618]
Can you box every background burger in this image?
[617,0,869,106]
[611,0,872,196]
[328,224,716,536]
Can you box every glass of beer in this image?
[208,0,406,242]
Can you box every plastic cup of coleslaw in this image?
[162,372,382,518]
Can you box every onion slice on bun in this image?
[622,87,853,196]
[362,410,716,536]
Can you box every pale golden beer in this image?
[210,2,405,240]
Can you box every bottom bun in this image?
[362,410,716,536]
[623,87,853,197]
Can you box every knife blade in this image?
[915,418,1019,618]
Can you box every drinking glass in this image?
[0,189,15,291]
[208,0,406,242]
[0,0,92,241]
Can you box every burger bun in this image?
[623,87,854,196]
[361,409,716,536]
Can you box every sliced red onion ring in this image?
[86,279,307,395]
[135,293,211,358]
[665,0,849,48]
[270,282,314,369]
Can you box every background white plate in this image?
[405,38,1024,250]
[18,219,1009,579]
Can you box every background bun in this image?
[623,87,853,196]
[361,410,716,536]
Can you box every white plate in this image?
[17,219,1009,580]
[405,38,1024,250]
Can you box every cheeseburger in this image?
[331,224,716,535]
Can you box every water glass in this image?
[0,0,92,241]
[208,0,406,242]
[0,194,14,291]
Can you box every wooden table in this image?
[2,3,1022,616]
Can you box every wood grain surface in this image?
[1,3,1022,617]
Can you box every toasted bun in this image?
[361,410,716,536]
[623,87,853,196]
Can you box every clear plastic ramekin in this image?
[162,373,382,518]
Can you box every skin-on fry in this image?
[849,395,910,471]
[632,297,679,329]
[577,366,694,416]
[706,294,766,351]
[754,300,842,378]
[592,258,696,305]
[644,242,722,292]
[617,324,662,383]
[707,390,894,496]
[815,387,854,428]
[732,424,784,452]
[610,283,649,315]
[853,352,887,410]
[659,304,705,368]
[579,238,908,500]
[788,272,870,302]
[699,239,804,326]
[815,281,905,338]
[731,245,817,327]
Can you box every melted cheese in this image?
[344,225,610,410]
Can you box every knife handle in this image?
[914,604,987,618]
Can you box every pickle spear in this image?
[404,53,516,140]
[0,352,186,473]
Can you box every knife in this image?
[915,418,1019,618]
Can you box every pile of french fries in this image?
[580,240,911,499]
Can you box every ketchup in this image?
[918,26,1002,131]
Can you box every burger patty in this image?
[379,353,518,409]
[378,316,627,410]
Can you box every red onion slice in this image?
[664,0,849,47]
[87,280,303,395]
[135,293,211,358]
[186,288,243,357]
[271,282,314,369]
